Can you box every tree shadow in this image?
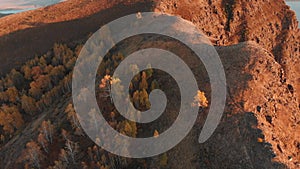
[197,112,287,169]
[0,1,155,76]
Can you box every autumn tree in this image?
[192,90,208,108]
[65,103,82,135]
[8,69,25,90]
[131,89,151,110]
[59,149,69,164]
[38,56,47,67]
[31,66,43,81]
[48,160,66,169]
[0,91,8,103]
[36,74,52,90]
[139,89,151,110]
[21,141,43,169]
[61,129,69,141]
[139,72,148,90]
[51,43,74,68]
[0,105,24,136]
[145,64,153,77]
[126,64,140,92]
[65,57,76,71]
[99,75,124,104]
[3,76,14,88]
[0,79,4,92]
[112,52,124,68]
[117,120,137,137]
[62,73,72,93]
[132,90,140,108]
[29,83,42,99]
[99,75,112,100]
[29,75,52,99]
[22,65,32,80]
[49,65,65,85]
[85,145,113,169]
[53,43,64,65]
[153,130,159,138]
[151,80,159,91]
[160,153,168,168]
[21,94,37,115]
[6,87,19,103]
[74,44,83,57]
[44,65,53,75]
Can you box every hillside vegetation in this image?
[0,0,299,169]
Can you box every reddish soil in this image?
[0,0,299,168]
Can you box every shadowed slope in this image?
[0,0,298,101]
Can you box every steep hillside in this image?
[0,0,299,168]
[212,42,300,168]
[0,40,299,168]
[154,0,300,108]
[0,0,298,100]
[0,0,154,76]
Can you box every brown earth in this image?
[1,40,299,168]
[0,0,299,168]
[0,0,299,101]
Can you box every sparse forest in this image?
[1,0,300,168]
[0,41,206,168]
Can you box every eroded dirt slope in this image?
[0,0,298,101]
[0,0,299,168]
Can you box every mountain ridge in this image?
[0,0,298,101]
[0,0,299,168]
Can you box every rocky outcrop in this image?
[0,0,299,168]
[210,42,300,168]
[0,1,298,102]
[154,0,300,108]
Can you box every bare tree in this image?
[37,133,48,153]
[61,129,69,141]
[65,139,79,164]
[40,120,54,144]
[99,75,113,103]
